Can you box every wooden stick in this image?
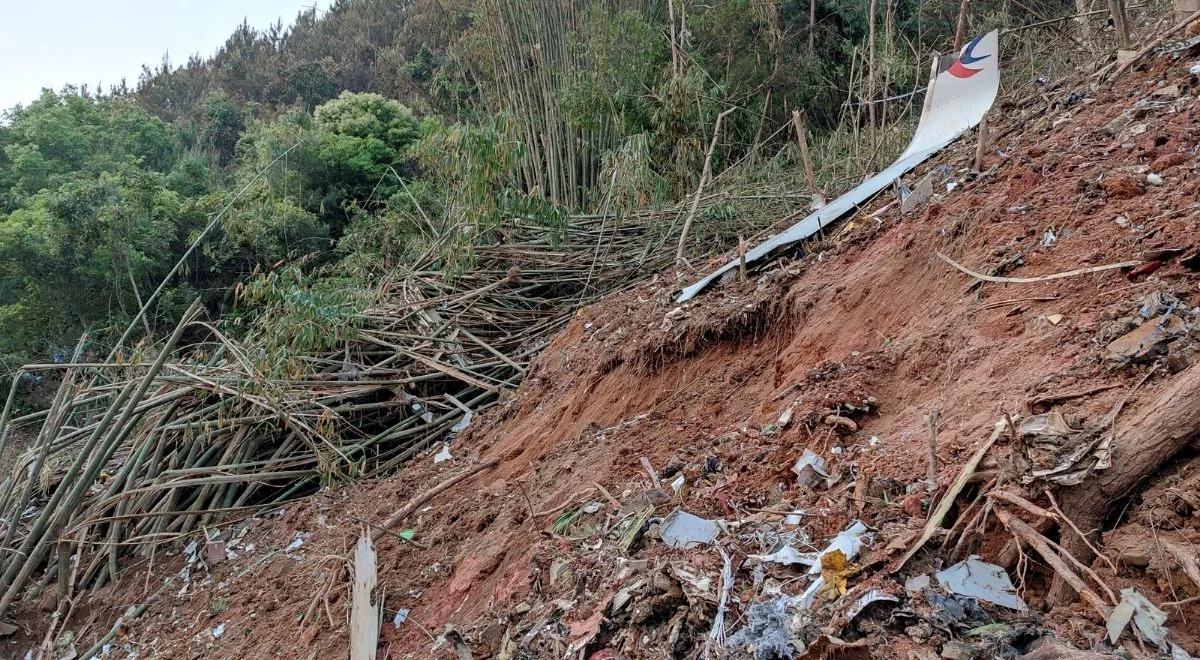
[894,418,1003,571]
[791,110,821,202]
[953,0,971,51]
[926,408,940,484]
[1107,0,1130,49]
[972,115,989,174]
[737,236,748,281]
[936,252,1139,284]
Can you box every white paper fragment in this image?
[211,623,225,639]
[393,608,410,630]
[783,512,805,526]
[846,589,899,621]
[659,509,721,549]
[748,545,819,567]
[792,449,829,488]
[936,556,1027,610]
[433,444,453,464]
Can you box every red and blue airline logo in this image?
[947,34,990,78]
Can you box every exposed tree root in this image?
[1053,365,1200,604]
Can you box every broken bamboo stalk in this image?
[676,107,737,263]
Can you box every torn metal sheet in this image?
[808,520,870,575]
[659,509,721,549]
[678,31,1000,302]
[748,545,819,568]
[935,556,1027,610]
[1113,588,1168,649]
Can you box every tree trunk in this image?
[1053,365,1200,603]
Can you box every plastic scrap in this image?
[792,449,830,488]
[935,556,1027,610]
[211,623,226,639]
[659,509,721,549]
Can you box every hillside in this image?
[3,34,1197,659]
[3,1,1200,659]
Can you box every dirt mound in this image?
[8,54,1200,660]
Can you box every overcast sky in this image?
[0,0,329,111]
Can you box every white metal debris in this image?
[845,589,900,621]
[808,520,870,576]
[935,556,1027,610]
[433,444,453,464]
[792,449,830,488]
[659,509,721,549]
[748,545,819,567]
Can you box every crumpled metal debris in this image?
[748,545,819,568]
[1107,588,1168,649]
[727,596,806,659]
[796,521,871,607]
[1106,314,1187,361]
[1018,412,1114,487]
[792,449,830,488]
[844,588,899,621]
[935,556,1027,610]
[659,509,721,549]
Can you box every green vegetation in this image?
[0,0,1062,374]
